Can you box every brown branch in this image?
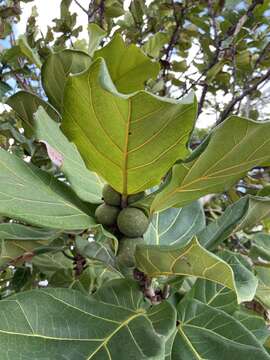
[226,0,264,38]
[86,0,106,29]
[218,68,270,123]
[197,0,221,115]
[161,0,186,96]
[253,41,270,69]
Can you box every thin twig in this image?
[218,68,270,123]
[74,0,88,14]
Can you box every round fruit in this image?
[117,237,144,268]
[102,184,121,206]
[95,203,120,226]
[117,207,149,237]
[128,192,144,205]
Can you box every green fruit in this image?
[127,192,144,205]
[102,184,121,206]
[95,203,120,226]
[117,237,144,268]
[117,207,149,237]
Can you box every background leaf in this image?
[41,49,91,112]
[34,107,103,204]
[198,195,270,250]
[7,91,60,137]
[94,34,160,93]
[0,223,60,267]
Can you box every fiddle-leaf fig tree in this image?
[0,30,270,360]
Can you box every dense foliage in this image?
[1,0,270,359]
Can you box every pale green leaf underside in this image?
[233,309,269,344]
[0,283,176,359]
[189,279,238,314]
[0,148,95,229]
[93,34,160,93]
[62,58,197,195]
[172,298,270,360]
[34,107,103,204]
[152,116,270,212]
[41,49,91,112]
[88,23,106,56]
[135,237,253,303]
[144,201,205,246]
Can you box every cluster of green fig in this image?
[95,184,149,268]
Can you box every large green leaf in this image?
[7,91,60,136]
[135,237,255,303]
[62,58,197,195]
[0,281,176,359]
[41,49,91,112]
[170,298,270,360]
[189,278,238,314]
[0,148,95,229]
[233,309,270,344]
[151,116,270,212]
[144,201,205,246]
[189,279,268,343]
[34,107,103,204]
[93,34,160,93]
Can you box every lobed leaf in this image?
[135,237,256,303]
[0,281,176,359]
[62,58,197,195]
[151,116,270,212]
